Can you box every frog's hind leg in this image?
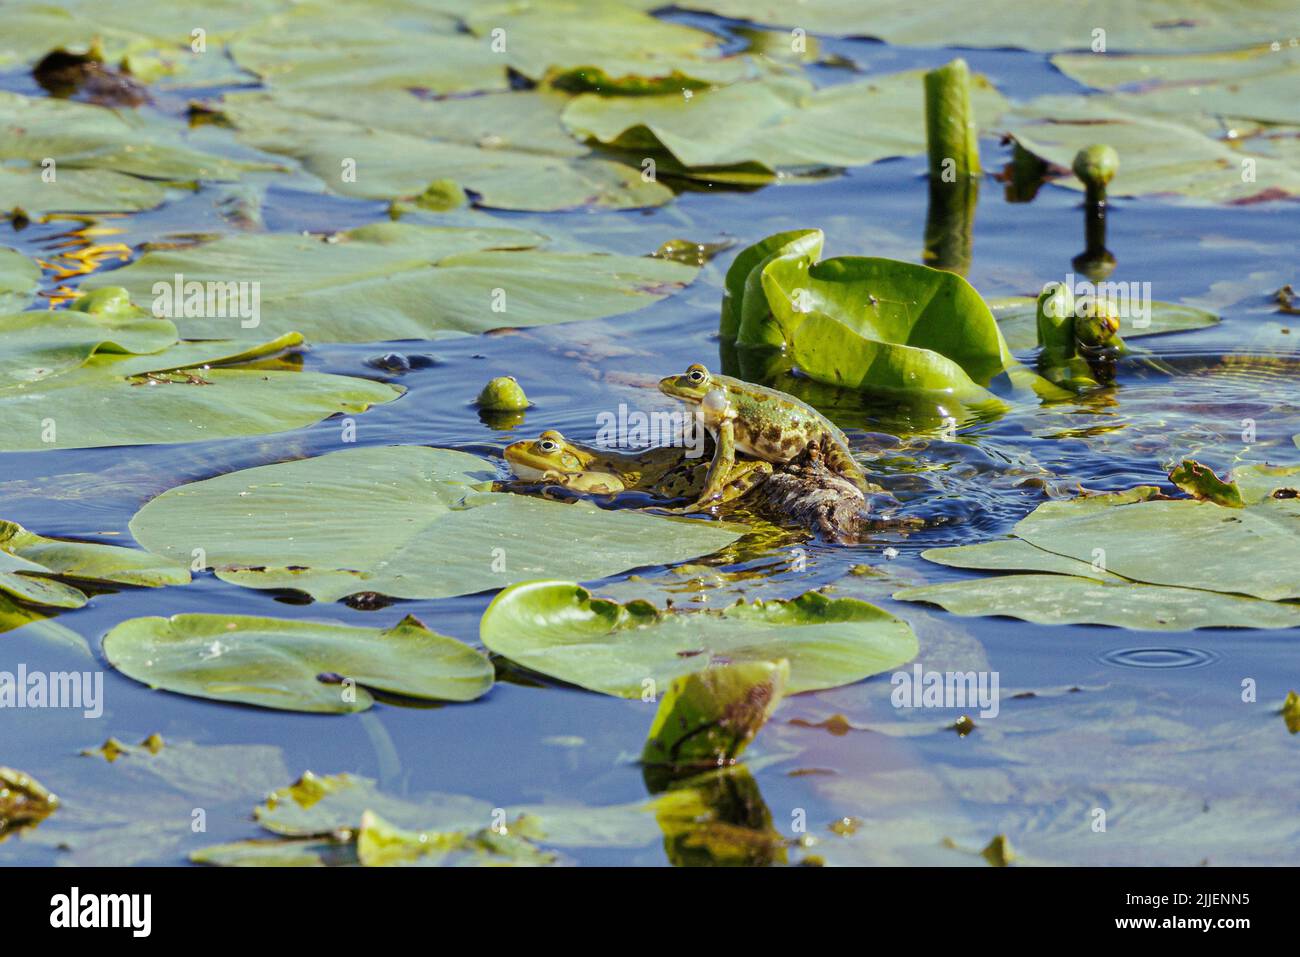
[822,438,871,493]
[714,458,772,505]
[691,418,738,509]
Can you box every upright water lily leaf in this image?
[0,518,189,609]
[642,660,788,779]
[562,70,1007,181]
[673,0,1293,52]
[128,446,743,602]
[0,249,40,311]
[218,89,673,211]
[102,613,495,713]
[87,222,697,342]
[1003,96,1300,203]
[988,297,1219,351]
[480,580,918,698]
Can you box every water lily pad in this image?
[0,249,40,311]
[87,221,697,342]
[0,518,189,608]
[1052,44,1300,127]
[218,89,673,211]
[1013,488,1300,601]
[1003,96,1300,203]
[919,539,1120,581]
[895,574,1300,630]
[103,612,494,713]
[479,580,918,698]
[463,0,749,89]
[562,70,1007,181]
[989,296,1219,351]
[356,810,555,867]
[0,319,401,452]
[228,0,505,95]
[128,446,743,602]
[675,0,1293,52]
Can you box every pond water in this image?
[2,10,1297,866]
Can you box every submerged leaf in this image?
[102,613,494,713]
[480,580,918,698]
[0,767,59,841]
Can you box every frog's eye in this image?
[687,369,706,383]
[538,439,558,453]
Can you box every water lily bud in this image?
[1072,145,1119,193]
[476,376,529,411]
[1074,298,1121,347]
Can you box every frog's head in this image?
[503,430,591,480]
[1074,299,1122,348]
[658,363,714,403]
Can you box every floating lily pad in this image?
[674,0,1293,52]
[919,539,1120,581]
[0,518,189,608]
[480,581,918,698]
[0,306,402,452]
[988,296,1219,351]
[1003,96,1300,203]
[0,249,40,311]
[356,810,556,867]
[1052,44,1300,127]
[218,89,673,212]
[895,574,1300,631]
[102,612,494,713]
[87,221,697,342]
[128,446,743,603]
[562,70,1007,181]
[463,0,750,89]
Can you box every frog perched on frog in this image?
[502,429,771,506]
[658,363,871,510]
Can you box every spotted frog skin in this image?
[658,363,869,508]
[503,429,770,505]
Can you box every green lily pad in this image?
[479,581,918,698]
[1052,44,1300,127]
[989,296,1219,351]
[128,446,744,603]
[919,539,1120,581]
[87,221,697,342]
[1169,459,1244,507]
[1004,96,1300,203]
[0,165,169,218]
[463,0,750,89]
[103,612,494,713]
[562,70,1007,181]
[894,574,1300,631]
[0,518,189,609]
[674,0,1293,52]
[0,249,40,311]
[356,810,556,867]
[1013,488,1300,602]
[218,89,673,212]
[228,0,505,95]
[0,324,402,452]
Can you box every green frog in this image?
[658,363,869,508]
[503,429,771,505]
